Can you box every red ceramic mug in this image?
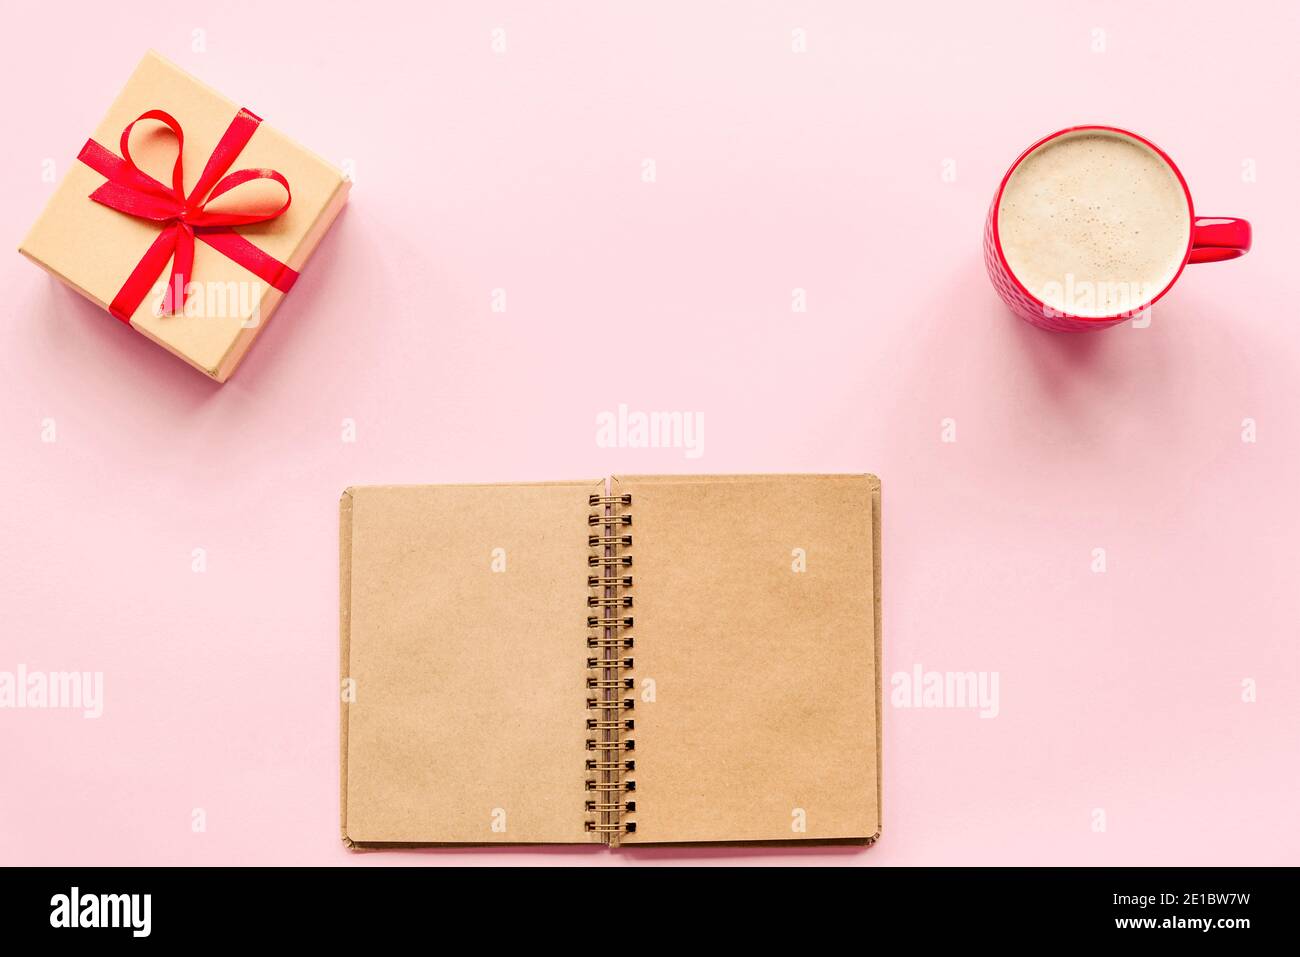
[983,126,1251,331]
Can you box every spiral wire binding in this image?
[585,492,636,842]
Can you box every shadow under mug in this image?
[983,125,1251,332]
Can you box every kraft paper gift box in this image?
[19,51,349,382]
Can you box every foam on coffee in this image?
[997,131,1190,318]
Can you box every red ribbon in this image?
[77,108,297,323]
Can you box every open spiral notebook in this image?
[339,474,881,847]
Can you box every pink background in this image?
[2,1,1298,866]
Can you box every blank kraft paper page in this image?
[616,474,881,844]
[341,482,596,845]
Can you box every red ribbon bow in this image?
[77,108,298,322]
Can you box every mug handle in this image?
[1188,217,1252,264]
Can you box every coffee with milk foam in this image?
[997,131,1191,318]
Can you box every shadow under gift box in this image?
[19,51,350,383]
